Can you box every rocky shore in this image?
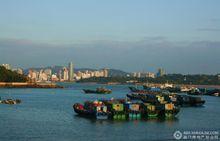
[0,82,63,88]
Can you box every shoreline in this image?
[77,82,220,89]
[1,82,220,89]
[0,82,63,88]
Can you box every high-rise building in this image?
[157,68,166,77]
[1,64,11,70]
[15,68,23,75]
[59,70,62,81]
[145,72,155,78]
[137,72,141,78]
[44,69,52,76]
[28,69,38,82]
[69,62,74,81]
[132,72,141,78]
[51,74,59,81]
[103,68,109,77]
[63,67,69,81]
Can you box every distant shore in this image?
[1,82,220,89]
[78,81,220,89]
[0,82,63,88]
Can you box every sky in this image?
[0,0,220,74]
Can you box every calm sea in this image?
[0,83,219,141]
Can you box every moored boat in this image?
[187,88,203,95]
[73,100,108,119]
[204,89,220,97]
[124,102,141,120]
[141,103,160,118]
[164,103,180,118]
[83,87,112,94]
[0,99,21,105]
[102,99,126,120]
[73,97,180,120]
[176,94,205,107]
[128,86,161,95]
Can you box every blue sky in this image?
[0,0,220,73]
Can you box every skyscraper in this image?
[103,68,109,77]
[63,67,69,81]
[157,68,166,77]
[69,62,74,81]
[1,64,11,70]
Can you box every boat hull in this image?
[83,89,112,94]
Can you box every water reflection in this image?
[73,114,179,126]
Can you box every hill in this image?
[0,66,27,82]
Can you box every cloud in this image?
[0,38,220,74]
[210,18,220,23]
[197,28,220,32]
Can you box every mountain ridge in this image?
[23,66,130,77]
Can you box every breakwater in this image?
[0,82,63,88]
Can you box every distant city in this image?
[0,63,166,82]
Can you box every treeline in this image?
[0,66,27,82]
[77,74,220,85]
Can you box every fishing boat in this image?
[141,103,161,118]
[128,86,161,95]
[143,86,161,92]
[164,103,180,118]
[126,93,143,100]
[204,89,220,97]
[142,85,151,90]
[102,99,126,120]
[176,94,205,107]
[164,87,181,93]
[187,88,203,95]
[124,102,141,120]
[73,96,180,120]
[0,99,21,105]
[128,94,180,118]
[127,93,171,104]
[83,87,112,94]
[73,100,108,119]
[128,86,143,93]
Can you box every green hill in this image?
[0,66,27,82]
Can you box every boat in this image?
[73,100,108,119]
[73,97,180,120]
[128,86,161,95]
[128,86,143,93]
[127,93,171,104]
[176,94,205,107]
[140,103,179,118]
[164,103,180,118]
[126,93,143,100]
[124,102,141,120]
[180,86,192,92]
[83,87,112,94]
[0,99,21,105]
[142,85,151,90]
[187,88,203,95]
[204,89,220,97]
[141,103,160,118]
[102,99,126,120]
[164,87,181,93]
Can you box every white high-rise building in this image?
[63,67,69,81]
[1,64,11,70]
[103,68,109,77]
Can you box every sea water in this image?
[0,83,219,141]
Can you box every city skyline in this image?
[0,0,220,74]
